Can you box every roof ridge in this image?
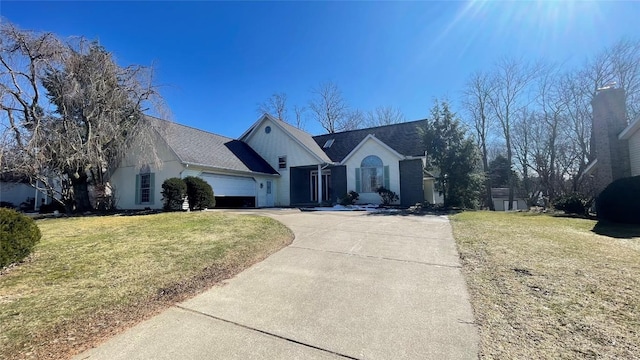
[146,115,234,141]
[312,118,429,138]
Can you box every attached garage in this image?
[201,173,256,208]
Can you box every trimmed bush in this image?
[184,176,215,210]
[0,201,15,209]
[0,208,42,268]
[161,177,187,211]
[553,193,591,215]
[596,176,640,224]
[338,190,359,206]
[377,187,399,205]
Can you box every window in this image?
[278,156,287,169]
[360,156,383,192]
[140,173,151,203]
[265,126,272,134]
[135,168,154,205]
[323,138,335,148]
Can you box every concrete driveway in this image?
[75,210,478,360]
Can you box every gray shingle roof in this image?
[148,117,278,175]
[312,119,429,162]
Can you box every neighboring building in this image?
[490,188,528,211]
[0,175,54,211]
[111,114,441,209]
[583,87,640,193]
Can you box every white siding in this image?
[0,182,47,209]
[244,118,320,206]
[629,129,640,176]
[254,175,276,207]
[110,132,184,210]
[343,138,402,205]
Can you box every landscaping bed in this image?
[451,211,640,359]
[0,211,293,360]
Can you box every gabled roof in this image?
[148,116,278,175]
[313,119,429,162]
[240,114,332,163]
[340,134,404,164]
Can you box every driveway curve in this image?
[75,210,478,360]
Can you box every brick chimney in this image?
[591,87,630,192]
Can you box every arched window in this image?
[360,155,383,192]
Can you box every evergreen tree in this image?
[422,100,483,208]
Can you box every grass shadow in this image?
[592,220,640,239]
[365,208,464,217]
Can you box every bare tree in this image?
[463,71,495,209]
[257,92,288,121]
[488,58,541,210]
[534,64,569,203]
[343,109,365,131]
[561,69,596,191]
[366,106,405,127]
[309,81,349,133]
[292,104,306,130]
[0,22,164,212]
[598,39,640,119]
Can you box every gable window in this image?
[356,155,389,193]
[278,156,287,169]
[135,166,155,205]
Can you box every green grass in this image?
[0,211,293,360]
[450,211,640,359]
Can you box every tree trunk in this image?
[482,142,495,210]
[69,170,93,213]
[506,137,514,210]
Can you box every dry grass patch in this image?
[450,211,640,359]
[0,211,293,360]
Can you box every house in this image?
[0,174,55,211]
[110,117,279,209]
[110,114,441,209]
[583,87,640,193]
[490,188,528,211]
[312,119,438,206]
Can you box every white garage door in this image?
[200,173,256,197]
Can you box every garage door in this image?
[200,173,256,197]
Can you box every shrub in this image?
[184,176,215,210]
[376,187,399,205]
[596,176,640,224]
[0,208,42,268]
[553,193,591,215]
[338,190,359,206]
[0,201,15,209]
[161,177,187,211]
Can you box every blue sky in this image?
[1,1,639,137]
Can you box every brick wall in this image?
[591,87,630,193]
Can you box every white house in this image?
[110,114,440,209]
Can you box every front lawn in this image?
[450,211,640,359]
[0,211,293,360]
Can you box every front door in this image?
[311,170,331,202]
